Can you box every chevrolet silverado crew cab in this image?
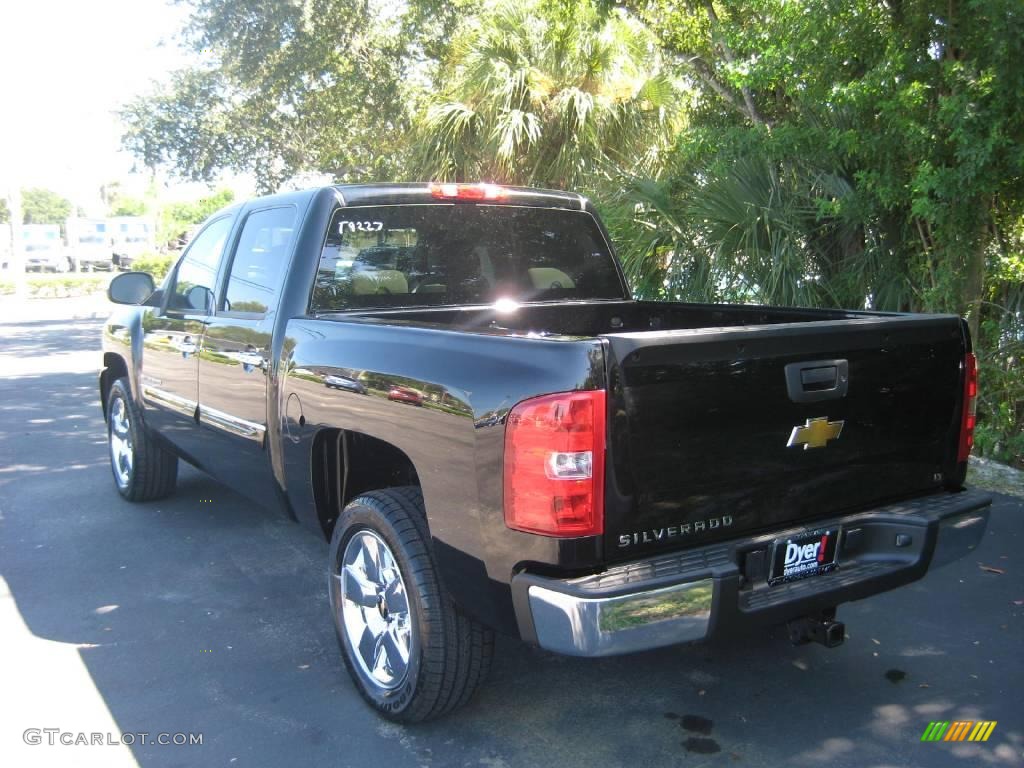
[101,183,991,721]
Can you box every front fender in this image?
[101,306,147,413]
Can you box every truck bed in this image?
[326,299,968,562]
[338,299,871,337]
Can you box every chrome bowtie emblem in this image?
[787,417,844,450]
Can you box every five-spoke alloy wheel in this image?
[329,487,493,722]
[338,530,414,691]
[105,377,178,501]
[109,396,134,490]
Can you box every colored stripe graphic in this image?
[974,722,997,742]
[922,720,997,742]
[945,721,967,741]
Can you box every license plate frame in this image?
[768,528,840,586]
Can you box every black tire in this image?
[106,377,178,501]
[328,487,493,722]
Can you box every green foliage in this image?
[973,218,1024,466]
[414,0,683,188]
[109,196,148,217]
[230,300,268,313]
[119,0,456,191]
[603,0,1023,463]
[23,274,110,298]
[158,189,235,247]
[131,253,176,282]
[0,198,10,225]
[975,345,1024,466]
[21,188,72,225]
[122,0,1022,465]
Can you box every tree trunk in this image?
[963,217,987,348]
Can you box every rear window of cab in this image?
[310,204,626,311]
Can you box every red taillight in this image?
[957,352,978,462]
[503,390,606,537]
[429,182,507,201]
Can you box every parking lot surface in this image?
[0,300,1021,768]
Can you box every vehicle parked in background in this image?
[66,217,112,271]
[21,224,71,272]
[110,216,155,270]
[387,385,424,406]
[100,182,991,723]
[325,374,368,394]
[0,224,11,270]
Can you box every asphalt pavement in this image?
[0,297,1021,768]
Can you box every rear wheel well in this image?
[100,353,129,417]
[311,428,421,539]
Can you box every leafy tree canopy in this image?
[21,187,73,225]
[414,0,684,188]
[159,188,235,246]
[121,0,1023,462]
[109,196,149,217]
[121,0,468,192]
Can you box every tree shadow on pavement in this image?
[1,319,1021,768]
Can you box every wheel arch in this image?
[100,352,129,418]
[310,427,422,541]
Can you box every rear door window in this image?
[311,205,626,311]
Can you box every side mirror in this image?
[186,285,214,312]
[108,271,156,305]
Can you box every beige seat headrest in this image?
[352,270,408,295]
[528,267,575,290]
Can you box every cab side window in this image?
[168,217,233,312]
[222,207,297,315]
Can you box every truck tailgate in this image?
[602,315,966,559]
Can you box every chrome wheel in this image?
[335,530,413,691]
[109,397,133,489]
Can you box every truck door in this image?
[197,205,298,499]
[140,216,233,464]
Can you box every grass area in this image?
[599,584,713,632]
[0,272,113,299]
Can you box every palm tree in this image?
[413,0,682,189]
[607,153,920,311]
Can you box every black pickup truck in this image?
[101,182,991,721]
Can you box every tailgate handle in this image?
[785,359,849,403]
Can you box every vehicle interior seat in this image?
[352,269,408,295]
[528,267,575,290]
[475,246,496,288]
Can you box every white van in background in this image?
[109,216,155,270]
[21,224,71,272]
[0,224,11,270]
[66,218,112,271]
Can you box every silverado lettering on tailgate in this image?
[618,515,734,547]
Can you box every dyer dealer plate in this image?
[769,529,840,586]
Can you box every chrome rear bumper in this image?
[527,578,714,656]
[512,489,991,657]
